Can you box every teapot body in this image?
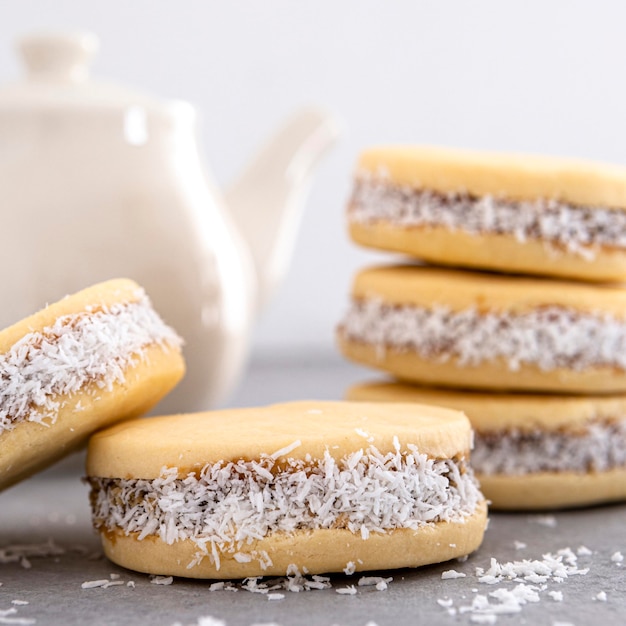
[0,109,256,412]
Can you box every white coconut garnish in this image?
[340,299,626,373]
[89,444,481,570]
[349,175,626,259]
[0,293,181,435]
[472,419,626,475]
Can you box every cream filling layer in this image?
[0,294,182,435]
[340,299,626,372]
[349,177,626,260]
[88,443,482,570]
[473,419,626,476]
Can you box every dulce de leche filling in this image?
[339,299,626,372]
[88,442,482,571]
[349,176,626,259]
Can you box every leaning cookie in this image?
[0,279,185,491]
[348,146,626,282]
[86,401,487,579]
[348,382,626,510]
[338,265,626,393]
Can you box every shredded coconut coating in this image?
[472,419,626,476]
[0,295,182,435]
[349,176,626,259]
[340,299,626,372]
[88,443,481,570]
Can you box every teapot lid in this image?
[0,31,192,120]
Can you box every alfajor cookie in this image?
[348,146,626,281]
[337,265,626,394]
[0,279,184,491]
[348,381,626,510]
[86,401,487,579]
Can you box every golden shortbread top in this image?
[86,400,472,479]
[347,382,626,433]
[352,265,626,318]
[357,146,626,210]
[0,279,144,354]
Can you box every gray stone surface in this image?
[1,355,624,625]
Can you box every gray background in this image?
[1,0,624,359]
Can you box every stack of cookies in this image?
[337,146,626,510]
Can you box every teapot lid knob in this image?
[17,31,99,82]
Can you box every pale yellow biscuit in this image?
[338,265,626,393]
[349,146,626,281]
[357,146,626,208]
[87,401,487,578]
[351,265,626,317]
[349,222,626,283]
[0,279,185,491]
[347,381,626,510]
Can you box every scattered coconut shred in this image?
[435,546,597,623]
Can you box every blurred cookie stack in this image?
[337,146,626,510]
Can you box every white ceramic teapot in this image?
[0,32,339,413]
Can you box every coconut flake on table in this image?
[149,575,173,586]
[335,585,357,595]
[527,515,558,528]
[0,294,182,435]
[80,580,110,589]
[0,606,36,625]
[0,539,65,566]
[357,576,393,589]
[442,570,466,580]
[611,551,623,564]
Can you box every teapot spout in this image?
[225,108,340,309]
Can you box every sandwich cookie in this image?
[348,382,626,510]
[337,265,626,394]
[348,146,626,281]
[86,401,487,579]
[0,279,184,491]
